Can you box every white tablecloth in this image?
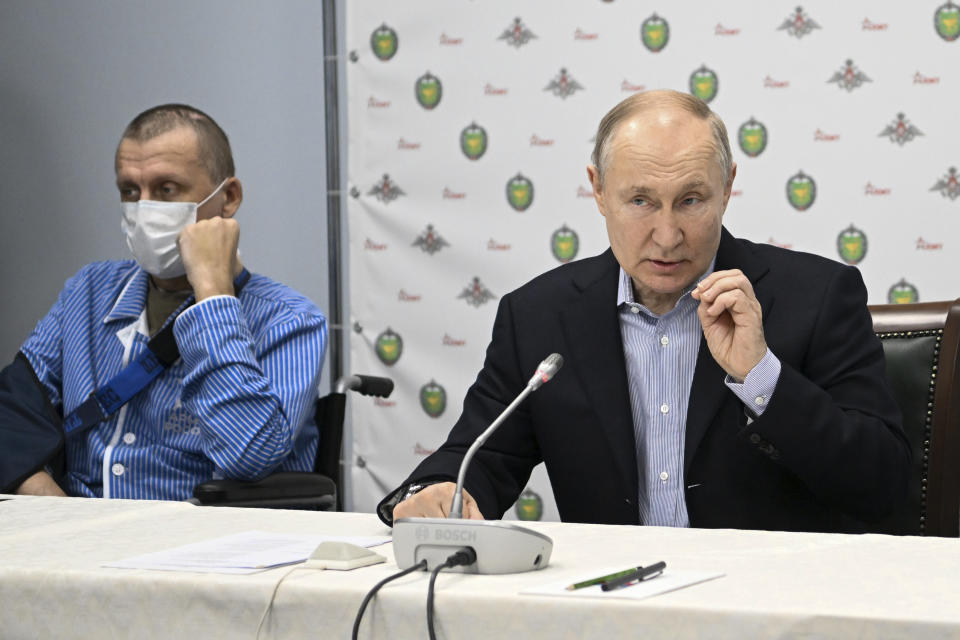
[2,495,959,639]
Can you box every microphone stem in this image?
[449,383,534,518]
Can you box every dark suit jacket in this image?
[387,228,910,533]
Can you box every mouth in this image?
[648,259,685,273]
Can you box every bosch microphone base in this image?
[392,517,553,574]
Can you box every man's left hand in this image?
[178,217,242,301]
[691,269,767,381]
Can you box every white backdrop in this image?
[345,1,959,519]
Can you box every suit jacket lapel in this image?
[559,250,639,497]
[684,228,773,471]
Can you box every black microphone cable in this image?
[352,559,427,640]
[427,548,477,640]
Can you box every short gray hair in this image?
[591,90,732,187]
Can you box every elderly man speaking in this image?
[379,89,909,533]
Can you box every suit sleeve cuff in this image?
[724,348,781,416]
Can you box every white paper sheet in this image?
[521,567,724,601]
[103,530,391,574]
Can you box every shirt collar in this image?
[616,256,718,311]
[102,264,151,324]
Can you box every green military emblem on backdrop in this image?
[641,13,669,52]
[460,122,488,160]
[370,24,398,61]
[374,328,403,366]
[786,171,816,211]
[506,173,534,211]
[689,65,718,103]
[738,118,768,157]
[419,380,447,418]
[935,1,960,41]
[415,72,442,110]
[551,224,579,263]
[836,225,868,265]
[888,279,919,304]
[514,488,543,521]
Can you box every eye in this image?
[631,196,648,207]
[682,197,700,206]
[118,187,139,201]
[160,182,178,197]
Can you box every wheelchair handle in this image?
[335,375,394,398]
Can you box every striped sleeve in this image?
[173,294,326,480]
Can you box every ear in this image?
[586,165,607,217]
[720,162,737,216]
[221,177,243,218]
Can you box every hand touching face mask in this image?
[120,179,228,278]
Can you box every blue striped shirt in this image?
[617,264,780,526]
[20,260,326,500]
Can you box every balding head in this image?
[591,90,732,188]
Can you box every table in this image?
[2,494,960,639]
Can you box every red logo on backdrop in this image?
[364,239,387,251]
[621,79,646,92]
[864,182,891,196]
[917,238,943,251]
[484,84,508,96]
[862,18,889,30]
[487,239,512,251]
[730,190,743,197]
[715,23,741,35]
[442,188,466,199]
[439,33,463,45]
[916,237,944,250]
[374,397,396,407]
[414,443,437,456]
[767,238,793,249]
[530,135,555,147]
[397,138,421,150]
[577,186,594,198]
[814,129,841,141]
[368,97,391,108]
[398,290,422,302]
[914,71,941,84]
[574,28,599,40]
[764,76,790,88]
[442,334,466,346]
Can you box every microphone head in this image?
[528,353,564,390]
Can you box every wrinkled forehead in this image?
[114,126,204,177]
[607,114,724,181]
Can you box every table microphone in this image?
[392,354,562,574]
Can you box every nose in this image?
[650,210,683,251]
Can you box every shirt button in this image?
[659,471,669,481]
[754,396,767,406]
[660,335,669,346]
[749,433,761,444]
[111,463,125,477]
[660,403,669,414]
[630,305,640,314]
[122,433,136,444]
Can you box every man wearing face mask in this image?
[4,104,327,500]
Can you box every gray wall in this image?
[0,1,337,388]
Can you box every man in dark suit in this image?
[378,90,910,533]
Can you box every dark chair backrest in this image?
[869,298,960,537]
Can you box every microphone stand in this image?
[391,354,561,574]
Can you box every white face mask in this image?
[120,179,228,278]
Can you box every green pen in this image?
[565,567,639,591]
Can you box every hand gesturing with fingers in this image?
[691,269,767,381]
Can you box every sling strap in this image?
[62,268,251,436]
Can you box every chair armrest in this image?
[193,472,336,508]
